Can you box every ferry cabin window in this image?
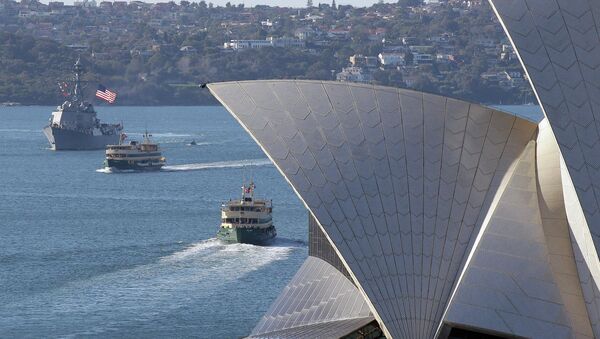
[229,206,262,212]
[223,218,260,224]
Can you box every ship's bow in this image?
[42,125,56,150]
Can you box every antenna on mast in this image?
[73,57,84,102]
[249,162,254,187]
[241,165,246,202]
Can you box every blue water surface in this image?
[0,106,307,338]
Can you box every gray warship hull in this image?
[43,126,120,150]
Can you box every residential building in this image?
[378,52,405,67]
[336,67,372,83]
[223,37,304,50]
[349,54,378,68]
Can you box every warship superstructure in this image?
[43,59,122,150]
[217,182,276,245]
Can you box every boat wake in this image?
[161,159,272,172]
[187,141,213,146]
[128,132,193,138]
[95,168,136,174]
[124,132,206,145]
[159,238,224,262]
[161,237,306,263]
[95,159,272,174]
[0,238,305,336]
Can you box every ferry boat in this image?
[103,131,166,171]
[217,182,276,245]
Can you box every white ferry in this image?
[217,182,276,245]
[104,131,166,171]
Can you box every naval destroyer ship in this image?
[43,59,122,150]
[217,182,277,245]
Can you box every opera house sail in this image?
[206,1,600,337]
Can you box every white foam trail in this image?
[95,167,138,174]
[162,159,271,172]
[187,142,213,146]
[128,132,192,138]
[95,168,112,174]
[160,238,223,262]
[0,238,303,336]
[97,159,271,174]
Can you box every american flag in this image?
[96,85,117,104]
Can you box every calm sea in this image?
[0,106,307,338]
[0,104,543,338]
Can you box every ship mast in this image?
[72,57,84,102]
[241,181,255,202]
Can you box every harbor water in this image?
[0,104,543,338]
[0,106,307,338]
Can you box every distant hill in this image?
[0,32,76,105]
[0,1,532,106]
[0,32,216,105]
[0,31,337,105]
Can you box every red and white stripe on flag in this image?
[96,85,117,104]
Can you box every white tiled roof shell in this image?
[489,1,600,336]
[444,120,593,338]
[208,80,538,337]
[248,256,373,338]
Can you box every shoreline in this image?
[0,102,538,108]
[0,103,223,107]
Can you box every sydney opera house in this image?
[208,1,600,338]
